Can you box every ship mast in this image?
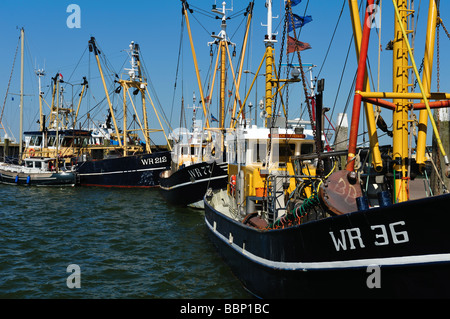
[391,0,411,202]
[181,0,211,129]
[347,0,450,203]
[263,0,277,128]
[35,68,45,132]
[209,1,236,130]
[118,41,152,155]
[348,0,383,171]
[415,0,438,174]
[88,37,122,148]
[19,27,24,162]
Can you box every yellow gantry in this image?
[349,0,449,202]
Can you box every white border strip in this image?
[205,216,450,270]
[78,167,164,176]
[161,174,228,190]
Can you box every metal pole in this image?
[19,28,24,162]
[346,0,375,172]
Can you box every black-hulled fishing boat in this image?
[160,160,228,206]
[159,2,255,205]
[204,0,450,298]
[77,151,170,188]
[75,38,171,187]
[159,113,227,206]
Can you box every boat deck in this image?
[409,177,434,200]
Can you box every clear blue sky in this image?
[0,0,449,147]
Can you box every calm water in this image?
[0,185,251,299]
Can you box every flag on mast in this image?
[287,14,312,32]
[287,36,311,53]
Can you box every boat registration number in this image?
[329,221,409,251]
[140,156,168,166]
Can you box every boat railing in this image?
[256,172,322,225]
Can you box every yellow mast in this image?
[73,77,88,130]
[219,40,226,129]
[209,1,238,130]
[135,50,153,153]
[229,2,253,128]
[88,37,123,148]
[391,0,448,201]
[415,0,438,168]
[346,1,450,202]
[49,74,57,128]
[182,1,210,129]
[35,68,45,132]
[392,0,410,202]
[123,82,128,156]
[264,1,276,128]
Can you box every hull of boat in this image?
[159,161,228,206]
[0,169,76,186]
[76,151,171,188]
[204,192,450,298]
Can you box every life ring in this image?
[29,149,35,157]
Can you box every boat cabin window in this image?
[301,143,314,155]
[72,137,89,147]
[48,136,56,147]
[25,160,42,168]
[252,141,267,163]
[29,135,43,147]
[62,137,74,147]
[36,136,42,147]
[277,143,296,162]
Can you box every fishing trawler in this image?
[75,38,171,188]
[0,28,77,187]
[159,2,255,206]
[159,94,227,208]
[0,157,76,186]
[204,0,450,298]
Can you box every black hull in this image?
[76,151,170,188]
[0,170,76,187]
[159,161,228,206]
[205,192,450,298]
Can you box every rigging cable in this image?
[316,0,346,80]
[0,36,20,133]
[170,14,185,126]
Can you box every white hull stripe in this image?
[161,174,228,190]
[205,216,450,270]
[78,167,165,176]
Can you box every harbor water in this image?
[0,185,252,298]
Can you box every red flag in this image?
[287,36,311,53]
